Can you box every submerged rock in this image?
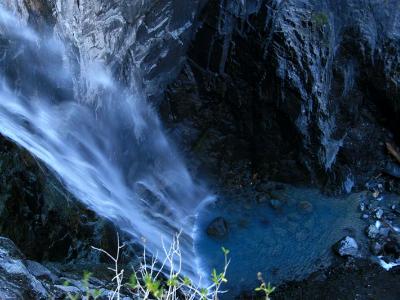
[333,236,360,258]
[297,201,313,214]
[269,199,284,210]
[206,217,228,238]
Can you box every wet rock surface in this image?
[333,236,360,258]
[3,0,205,101]
[0,138,136,266]
[245,259,400,300]
[0,236,136,300]
[1,0,400,299]
[357,185,400,268]
[165,0,400,193]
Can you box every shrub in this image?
[90,232,230,300]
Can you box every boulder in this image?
[206,217,228,238]
[25,260,57,282]
[0,237,49,299]
[333,236,361,258]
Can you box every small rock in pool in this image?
[375,208,383,219]
[297,201,313,214]
[206,217,228,238]
[256,195,269,203]
[333,236,361,258]
[379,226,390,238]
[366,224,380,239]
[269,199,283,209]
[370,242,383,255]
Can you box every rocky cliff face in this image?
[1,0,400,266]
[165,0,400,192]
[0,0,206,264]
[4,0,205,100]
[4,0,399,192]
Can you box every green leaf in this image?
[167,275,178,287]
[182,276,192,286]
[200,287,208,299]
[221,246,230,255]
[92,289,102,299]
[129,273,137,289]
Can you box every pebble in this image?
[375,209,384,219]
[367,224,380,239]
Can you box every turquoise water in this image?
[195,184,367,296]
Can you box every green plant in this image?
[311,11,329,28]
[90,232,230,300]
[255,272,276,300]
[63,271,102,300]
[63,281,79,300]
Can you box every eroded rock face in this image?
[165,0,400,192]
[0,236,134,300]
[3,1,399,192]
[0,139,121,264]
[3,0,205,101]
[0,237,48,299]
[0,0,206,265]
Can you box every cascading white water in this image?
[0,6,211,279]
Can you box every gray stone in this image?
[0,238,48,299]
[333,236,361,258]
[379,227,391,238]
[0,237,24,259]
[367,224,380,239]
[375,209,384,219]
[53,285,81,294]
[25,260,57,283]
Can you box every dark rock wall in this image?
[0,140,120,263]
[165,0,400,192]
[1,0,400,264]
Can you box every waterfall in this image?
[0,6,211,279]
